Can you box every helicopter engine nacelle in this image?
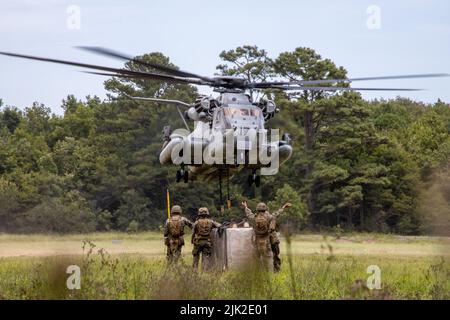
[186,106,209,121]
[258,99,278,119]
[186,96,214,121]
[190,96,218,120]
[186,107,201,121]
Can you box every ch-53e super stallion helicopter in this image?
[1,47,448,194]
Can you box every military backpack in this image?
[196,218,213,240]
[168,215,183,237]
[254,213,270,236]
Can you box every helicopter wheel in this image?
[247,174,254,187]
[183,170,189,183]
[248,171,261,187]
[176,169,183,183]
[255,175,261,187]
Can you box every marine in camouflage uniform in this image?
[243,201,291,272]
[192,207,221,271]
[164,205,193,264]
[269,202,291,272]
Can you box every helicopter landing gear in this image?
[248,170,261,187]
[176,167,189,183]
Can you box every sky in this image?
[0,0,449,114]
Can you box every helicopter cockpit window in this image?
[223,108,262,118]
[223,107,264,129]
[220,93,252,105]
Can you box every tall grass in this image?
[0,240,448,300]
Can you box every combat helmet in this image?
[171,205,182,215]
[198,207,210,217]
[256,202,267,212]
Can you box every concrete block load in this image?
[211,227,273,271]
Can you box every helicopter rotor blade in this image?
[123,94,191,131]
[82,71,136,78]
[124,94,192,108]
[82,71,200,86]
[0,51,205,85]
[251,73,449,88]
[1,49,446,93]
[271,86,423,91]
[76,46,213,82]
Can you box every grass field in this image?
[0,232,448,300]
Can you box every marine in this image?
[192,207,221,271]
[242,201,291,271]
[268,202,291,272]
[164,205,193,264]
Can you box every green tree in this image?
[217,45,273,99]
[268,184,308,231]
[77,52,209,230]
[273,47,348,219]
[21,190,96,233]
[1,47,446,235]
[1,106,22,134]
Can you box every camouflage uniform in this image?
[269,208,284,272]
[192,207,221,271]
[245,203,284,272]
[164,205,193,264]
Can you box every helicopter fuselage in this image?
[159,92,292,182]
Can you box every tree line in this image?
[1,46,449,234]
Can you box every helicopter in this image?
[1,47,449,196]
[128,90,292,188]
